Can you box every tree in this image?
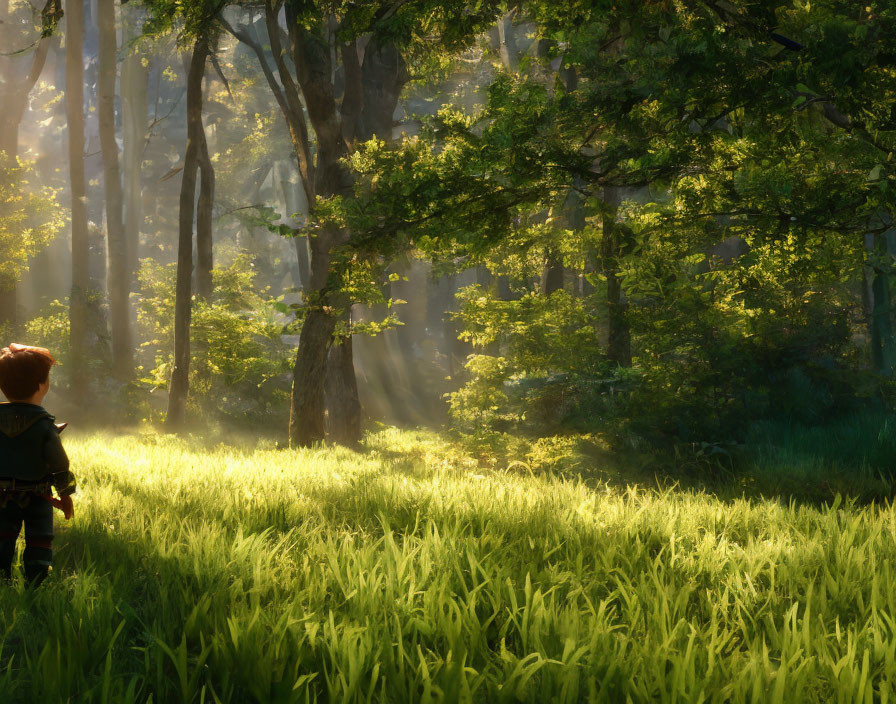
[98,0,133,379]
[0,157,63,315]
[66,0,90,396]
[326,0,896,441]
[121,2,149,282]
[0,0,60,157]
[0,0,61,322]
[166,36,209,429]
[221,0,501,446]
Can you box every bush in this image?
[136,254,295,427]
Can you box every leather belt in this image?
[0,479,52,493]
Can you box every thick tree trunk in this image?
[288,225,339,445]
[602,187,632,367]
[0,124,17,164]
[166,39,207,429]
[318,39,406,443]
[325,313,361,446]
[290,308,337,445]
[66,0,90,396]
[98,0,132,380]
[289,233,338,445]
[196,122,215,301]
[284,23,348,446]
[234,10,407,446]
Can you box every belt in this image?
[0,479,52,493]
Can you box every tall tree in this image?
[98,0,133,379]
[195,117,215,302]
[66,0,90,396]
[166,37,209,429]
[121,1,149,297]
[222,1,498,446]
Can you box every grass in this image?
[744,411,896,497]
[0,427,895,702]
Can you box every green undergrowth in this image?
[1,428,895,702]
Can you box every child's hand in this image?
[59,495,74,521]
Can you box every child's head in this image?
[0,343,56,403]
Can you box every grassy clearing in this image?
[0,428,895,702]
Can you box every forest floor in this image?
[0,428,894,702]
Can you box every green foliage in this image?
[448,353,514,430]
[447,285,612,437]
[455,286,601,376]
[0,156,63,292]
[23,298,71,367]
[327,0,896,456]
[136,254,294,425]
[1,429,895,701]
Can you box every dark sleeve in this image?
[44,426,76,496]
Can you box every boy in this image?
[0,344,75,586]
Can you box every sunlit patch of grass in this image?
[0,428,894,701]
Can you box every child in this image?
[0,344,75,586]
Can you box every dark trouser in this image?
[0,493,54,586]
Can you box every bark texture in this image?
[196,120,215,301]
[543,251,565,295]
[325,318,361,446]
[225,6,407,446]
[166,39,208,429]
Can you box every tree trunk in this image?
[497,10,518,71]
[234,10,407,446]
[166,39,207,429]
[871,231,896,375]
[543,250,565,294]
[602,186,632,367]
[98,0,132,380]
[66,0,90,396]
[278,162,311,289]
[121,2,148,283]
[290,308,337,445]
[289,234,338,445]
[286,22,348,445]
[325,312,361,446]
[318,39,406,444]
[0,1,54,156]
[196,120,215,301]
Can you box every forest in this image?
[1,0,896,701]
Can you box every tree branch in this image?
[263,0,314,196]
[218,12,314,201]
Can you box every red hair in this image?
[0,343,56,401]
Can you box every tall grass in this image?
[743,411,896,503]
[0,428,894,702]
